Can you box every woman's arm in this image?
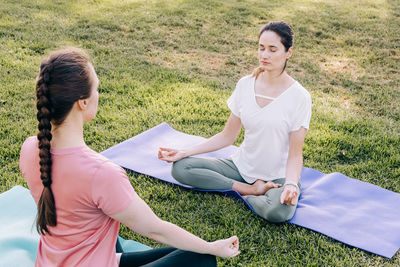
[110,191,240,258]
[158,113,242,162]
[280,127,307,206]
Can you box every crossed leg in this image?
[172,157,298,222]
[172,157,279,196]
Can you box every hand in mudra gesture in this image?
[158,147,187,162]
[280,184,299,206]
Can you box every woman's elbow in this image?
[145,220,169,242]
[220,131,237,146]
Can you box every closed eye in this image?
[269,46,278,52]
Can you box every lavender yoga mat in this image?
[101,122,400,258]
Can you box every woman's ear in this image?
[77,99,88,111]
[287,47,293,59]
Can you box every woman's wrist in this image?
[182,149,190,158]
[206,241,215,254]
[283,181,299,192]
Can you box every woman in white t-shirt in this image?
[159,21,312,223]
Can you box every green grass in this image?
[1,0,399,265]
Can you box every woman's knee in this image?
[171,158,192,184]
[173,250,216,267]
[247,195,296,223]
[264,206,295,223]
[196,254,216,267]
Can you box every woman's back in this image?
[20,136,134,266]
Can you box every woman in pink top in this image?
[19,48,239,266]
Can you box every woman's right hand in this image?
[112,193,240,260]
[208,236,240,258]
[158,147,187,162]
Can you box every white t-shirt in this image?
[227,75,312,183]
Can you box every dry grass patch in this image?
[319,56,366,79]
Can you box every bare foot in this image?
[252,180,281,195]
[232,180,282,196]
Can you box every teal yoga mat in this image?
[0,186,151,267]
[101,122,400,258]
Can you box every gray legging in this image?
[172,157,300,223]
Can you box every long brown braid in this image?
[35,48,93,235]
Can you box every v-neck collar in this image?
[252,76,297,109]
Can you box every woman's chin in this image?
[259,65,272,71]
[259,65,284,73]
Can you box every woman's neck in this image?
[50,113,85,149]
[258,70,292,86]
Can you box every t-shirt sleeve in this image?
[227,82,241,117]
[290,92,312,132]
[19,136,37,173]
[91,161,135,216]
[19,136,42,201]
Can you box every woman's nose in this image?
[261,50,271,59]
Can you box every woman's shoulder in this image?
[21,136,38,154]
[22,136,38,145]
[83,148,126,177]
[83,147,120,168]
[19,137,39,184]
[233,75,254,95]
[237,75,254,86]
[291,81,312,102]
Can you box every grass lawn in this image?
[1,0,399,265]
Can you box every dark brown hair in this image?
[253,21,294,77]
[35,48,93,235]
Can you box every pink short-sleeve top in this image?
[19,136,135,267]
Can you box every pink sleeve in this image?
[19,136,43,201]
[91,161,135,216]
[19,136,37,175]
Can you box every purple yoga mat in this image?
[101,122,400,258]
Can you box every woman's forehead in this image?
[259,31,283,46]
[88,63,99,85]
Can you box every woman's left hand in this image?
[280,184,298,206]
